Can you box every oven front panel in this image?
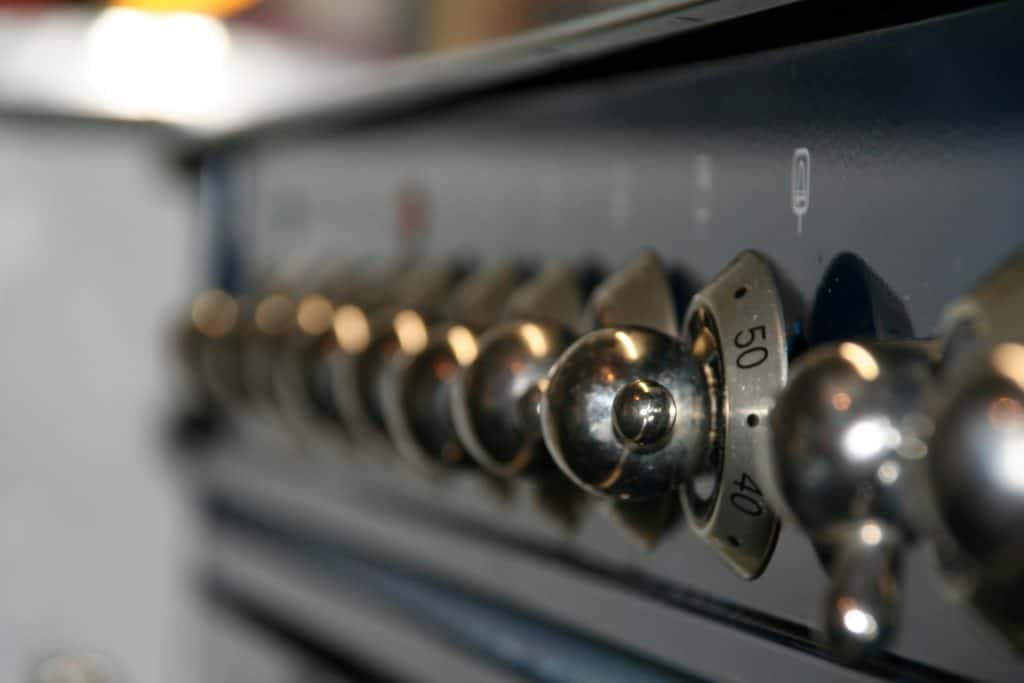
[189,4,1024,682]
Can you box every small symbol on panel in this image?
[791,147,810,234]
[396,180,429,259]
[693,153,713,232]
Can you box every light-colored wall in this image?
[0,121,199,682]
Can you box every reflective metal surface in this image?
[930,344,1024,580]
[679,252,791,579]
[173,2,1024,675]
[385,266,521,469]
[451,262,587,479]
[823,520,904,661]
[331,266,456,448]
[333,307,405,446]
[940,250,1024,377]
[542,325,711,501]
[770,343,935,542]
[583,252,677,335]
[453,319,576,478]
[385,322,480,469]
[769,342,934,656]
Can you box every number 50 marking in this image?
[733,324,768,369]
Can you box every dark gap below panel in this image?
[205,580,415,683]
[204,490,968,683]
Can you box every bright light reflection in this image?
[993,343,1024,389]
[394,309,428,355]
[831,391,852,411]
[995,419,1024,491]
[334,304,370,354]
[838,342,880,381]
[115,0,260,16]
[296,294,334,336]
[615,330,639,361]
[191,288,237,338]
[876,460,901,485]
[447,326,478,367]
[519,323,549,358]
[859,522,883,546]
[842,416,900,461]
[86,8,230,122]
[842,607,878,639]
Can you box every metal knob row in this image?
[177,250,1024,659]
[181,252,797,575]
[768,251,1024,658]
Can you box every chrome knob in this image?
[189,289,246,408]
[769,342,933,658]
[766,251,1024,657]
[824,521,904,659]
[271,287,349,444]
[613,378,679,450]
[453,320,576,477]
[542,326,711,500]
[539,253,685,499]
[543,251,793,577]
[931,343,1024,578]
[770,343,934,538]
[241,291,297,412]
[386,321,482,468]
[929,253,1024,651]
[452,264,585,479]
[385,266,522,469]
[331,266,456,447]
[928,343,1024,650]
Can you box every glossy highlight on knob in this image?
[452,320,576,478]
[612,379,677,451]
[541,326,711,501]
[930,342,1024,578]
[824,520,903,659]
[386,323,480,468]
[769,341,934,658]
[769,342,934,537]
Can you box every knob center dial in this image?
[541,326,712,501]
[612,379,678,451]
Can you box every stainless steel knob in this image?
[542,326,712,500]
[189,288,245,407]
[824,520,904,660]
[930,343,1024,579]
[453,319,577,477]
[385,265,522,469]
[539,252,684,499]
[770,343,934,540]
[769,341,933,657]
[385,320,481,467]
[241,291,297,412]
[543,252,794,577]
[767,251,1024,657]
[331,266,456,447]
[928,343,1024,650]
[452,264,584,479]
[929,253,1024,650]
[275,268,392,447]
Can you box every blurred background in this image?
[0,0,637,131]
[0,1,647,681]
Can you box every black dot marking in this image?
[734,286,748,300]
[746,414,760,427]
[728,536,740,547]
